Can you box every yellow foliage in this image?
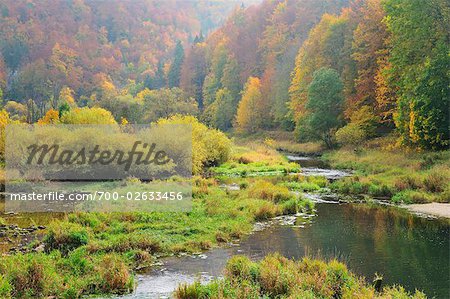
[235,77,264,133]
[60,107,117,125]
[289,13,349,119]
[37,109,60,125]
[155,115,231,174]
[0,110,16,159]
[120,117,129,125]
[59,87,76,107]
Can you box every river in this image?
[116,155,450,299]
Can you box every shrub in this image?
[225,255,259,281]
[394,175,423,191]
[282,181,321,192]
[95,254,133,294]
[155,115,231,174]
[44,222,89,255]
[88,233,161,254]
[282,198,301,214]
[0,253,64,298]
[176,254,425,298]
[336,124,367,147]
[60,107,117,124]
[391,190,431,204]
[247,181,293,203]
[254,202,280,220]
[368,184,393,198]
[282,197,314,215]
[423,170,447,193]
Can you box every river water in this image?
[117,156,450,299]
[118,202,449,299]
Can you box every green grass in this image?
[211,144,301,177]
[324,146,450,203]
[0,177,314,298]
[175,254,426,299]
[212,161,300,176]
[280,175,329,192]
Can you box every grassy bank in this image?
[212,142,300,177]
[0,177,314,298]
[176,254,426,298]
[323,140,450,204]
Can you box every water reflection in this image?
[125,203,449,298]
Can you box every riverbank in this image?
[0,175,314,297]
[176,254,427,299]
[403,203,450,219]
[322,139,449,204]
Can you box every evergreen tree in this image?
[167,41,185,88]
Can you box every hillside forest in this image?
[0,0,448,151]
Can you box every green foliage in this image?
[44,222,89,255]
[384,0,449,149]
[0,253,64,298]
[0,176,314,297]
[203,88,236,131]
[138,88,198,122]
[336,123,367,147]
[300,68,344,147]
[282,197,314,215]
[326,145,450,203]
[58,102,70,118]
[60,107,117,124]
[167,41,185,88]
[155,115,231,173]
[176,254,426,299]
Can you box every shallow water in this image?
[118,203,449,299]
[286,154,351,180]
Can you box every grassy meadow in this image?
[324,138,450,204]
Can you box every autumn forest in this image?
[0,0,449,298]
[0,0,448,150]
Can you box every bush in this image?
[254,202,280,220]
[368,184,393,198]
[247,181,293,203]
[155,115,232,174]
[391,190,431,204]
[336,124,367,147]
[60,107,117,124]
[0,253,64,298]
[95,254,133,294]
[282,181,321,192]
[44,222,89,255]
[281,197,314,214]
[394,175,423,191]
[225,255,259,281]
[176,254,426,298]
[423,170,447,193]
